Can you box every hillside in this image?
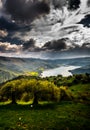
[0,72,90,130]
[0,56,90,83]
[0,56,58,83]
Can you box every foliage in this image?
[21,92,32,102]
[0,79,61,104]
[0,74,90,104]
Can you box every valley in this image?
[0,56,90,83]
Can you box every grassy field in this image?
[0,101,90,130]
[0,75,90,130]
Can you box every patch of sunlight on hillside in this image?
[25,71,39,76]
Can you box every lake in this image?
[41,65,81,77]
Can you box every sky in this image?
[0,0,90,59]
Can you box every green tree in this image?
[23,79,60,105]
[1,80,22,104]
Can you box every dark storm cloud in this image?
[22,38,69,52]
[81,43,90,48]
[0,38,90,54]
[42,39,67,51]
[22,37,90,52]
[52,0,81,10]
[0,17,20,30]
[23,39,35,50]
[4,0,50,22]
[87,0,90,7]
[42,38,90,52]
[23,39,40,51]
[78,14,90,27]
[52,0,66,9]
[67,0,81,10]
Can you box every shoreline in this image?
[41,65,81,77]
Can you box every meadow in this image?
[0,101,90,130]
[0,74,90,130]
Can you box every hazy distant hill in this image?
[0,56,90,83]
[0,56,58,83]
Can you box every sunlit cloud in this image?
[0,42,22,52]
[0,29,8,37]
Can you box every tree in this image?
[33,80,60,103]
[0,77,74,105]
[23,79,60,105]
[0,80,22,104]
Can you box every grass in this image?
[0,76,90,130]
[0,101,90,130]
[70,83,90,102]
[70,84,90,94]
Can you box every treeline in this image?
[0,74,90,105]
[45,73,90,86]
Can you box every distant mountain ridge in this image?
[0,56,90,83]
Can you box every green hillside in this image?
[0,56,57,83]
[0,74,90,130]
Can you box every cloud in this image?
[0,39,90,59]
[4,0,50,22]
[0,39,40,53]
[22,38,40,51]
[81,43,90,48]
[0,0,10,19]
[87,0,90,7]
[42,38,90,51]
[78,14,90,27]
[42,38,69,51]
[23,39,35,50]
[52,0,66,9]
[0,42,22,52]
[0,17,20,31]
[0,29,8,37]
[0,0,3,13]
[1,37,89,54]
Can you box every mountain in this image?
[0,56,58,83]
[0,56,90,83]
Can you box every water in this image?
[41,65,81,77]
